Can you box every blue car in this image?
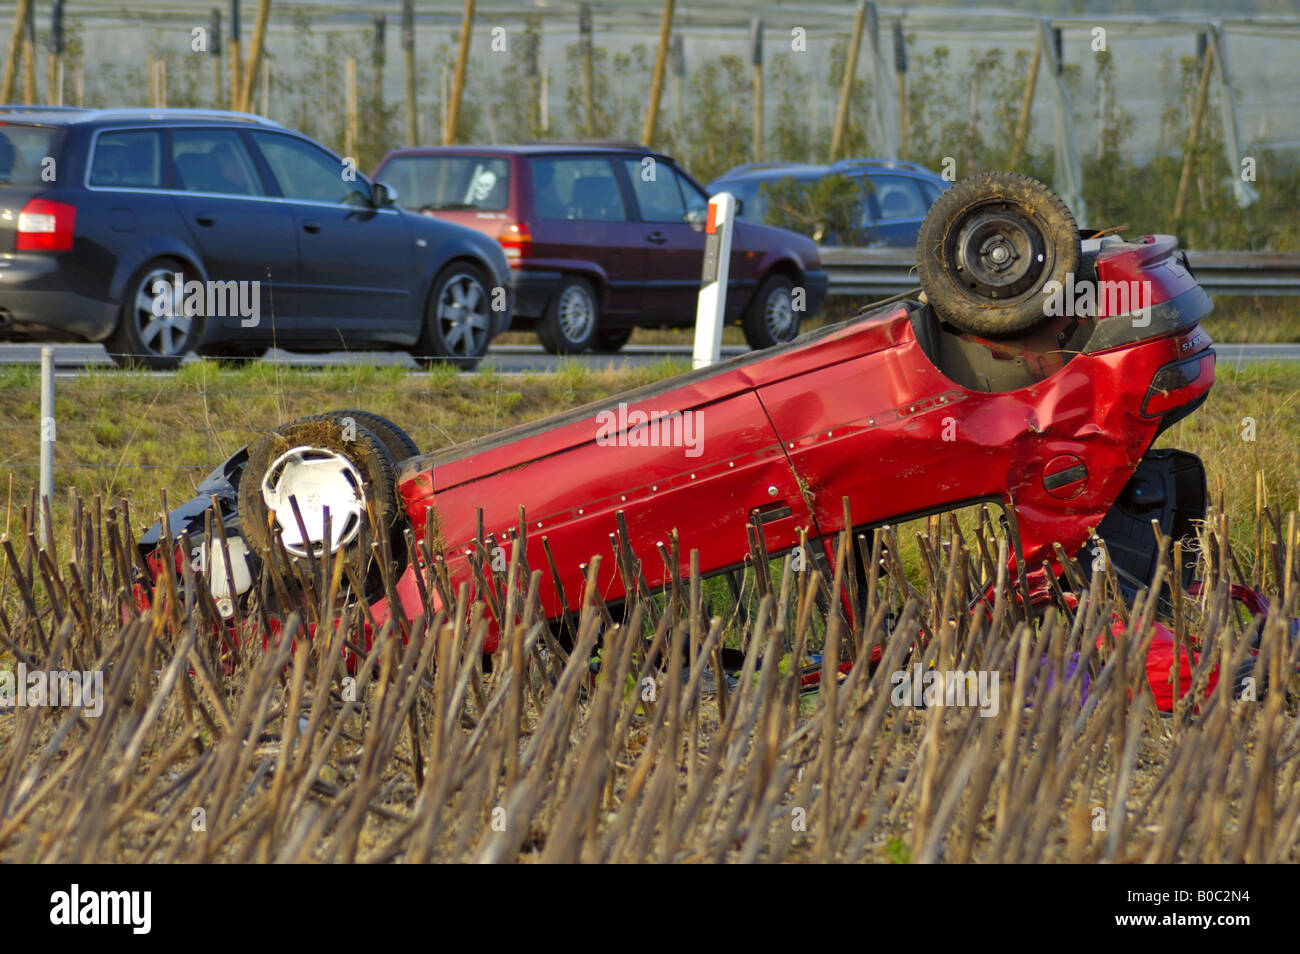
[0,107,510,369]
[707,158,949,249]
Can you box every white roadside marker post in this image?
[39,346,54,548]
[692,191,736,369]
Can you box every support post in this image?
[641,0,674,147]
[1036,18,1086,225]
[444,0,475,145]
[239,0,271,113]
[229,0,242,111]
[1008,32,1041,169]
[750,19,763,162]
[580,3,594,137]
[39,347,54,549]
[829,2,866,161]
[0,0,32,105]
[402,0,416,146]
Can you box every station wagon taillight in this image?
[498,222,531,262]
[16,198,76,251]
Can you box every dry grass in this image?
[0,482,1297,863]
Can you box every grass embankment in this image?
[0,358,1295,571]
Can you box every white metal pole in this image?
[39,346,54,547]
[692,192,736,368]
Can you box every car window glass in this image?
[920,180,942,204]
[675,169,709,218]
[622,158,687,223]
[251,132,368,205]
[170,128,263,196]
[377,155,509,211]
[0,124,63,186]
[89,130,162,188]
[531,158,625,221]
[867,173,927,220]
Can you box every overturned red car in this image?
[141,173,1220,697]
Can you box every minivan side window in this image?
[622,158,687,223]
[531,158,626,222]
[171,129,264,196]
[89,130,163,188]
[251,132,369,206]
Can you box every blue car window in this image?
[89,130,162,188]
[867,173,928,220]
[251,132,369,206]
[171,129,264,196]
[532,158,625,222]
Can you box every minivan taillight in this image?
[498,222,531,263]
[16,198,76,251]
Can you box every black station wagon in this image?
[0,107,510,369]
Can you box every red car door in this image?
[421,382,818,621]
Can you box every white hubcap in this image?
[260,446,367,556]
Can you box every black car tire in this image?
[538,276,599,354]
[916,172,1080,339]
[107,257,205,370]
[415,262,495,371]
[592,327,633,353]
[741,274,801,350]
[238,417,400,588]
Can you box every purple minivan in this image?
[372,143,829,354]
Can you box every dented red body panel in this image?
[370,235,1215,652]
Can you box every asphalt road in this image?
[0,341,1295,376]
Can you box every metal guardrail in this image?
[821,248,1300,297]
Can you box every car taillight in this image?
[498,222,531,263]
[1141,352,1215,418]
[16,198,76,251]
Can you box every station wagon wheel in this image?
[538,276,599,354]
[916,172,1080,339]
[416,263,494,371]
[741,274,800,350]
[106,258,205,370]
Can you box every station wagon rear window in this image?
[0,123,64,186]
[89,130,163,188]
[378,155,510,212]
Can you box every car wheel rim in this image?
[557,285,594,342]
[949,204,1050,300]
[135,267,194,356]
[436,273,490,356]
[764,287,796,340]
[260,445,366,557]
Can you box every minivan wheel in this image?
[538,277,599,354]
[107,258,204,370]
[416,263,494,371]
[592,327,633,353]
[741,274,800,350]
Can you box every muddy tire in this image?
[238,417,400,587]
[916,172,1080,338]
[299,410,419,463]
